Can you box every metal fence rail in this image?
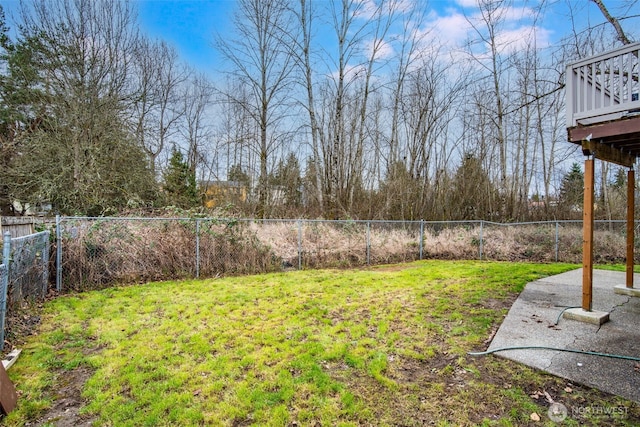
[53,216,639,292]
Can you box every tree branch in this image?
[590,0,632,45]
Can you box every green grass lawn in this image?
[4,261,640,426]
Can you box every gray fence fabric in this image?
[0,231,50,350]
[0,261,7,350]
[0,217,635,348]
[54,217,638,291]
[9,231,50,304]
[1,217,634,296]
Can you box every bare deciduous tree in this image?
[181,71,214,176]
[465,0,511,212]
[291,0,325,216]
[217,0,297,218]
[590,0,632,45]
[132,39,189,176]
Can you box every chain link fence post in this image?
[0,232,11,350]
[419,220,424,260]
[56,215,62,292]
[297,220,302,270]
[195,219,200,279]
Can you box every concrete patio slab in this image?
[485,268,640,404]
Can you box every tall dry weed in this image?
[60,219,279,291]
[423,227,479,260]
[57,218,639,291]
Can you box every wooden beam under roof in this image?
[581,139,635,167]
[567,115,640,159]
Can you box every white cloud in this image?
[421,3,551,51]
[494,25,552,52]
[330,62,367,83]
[426,11,472,48]
[394,0,418,15]
[466,5,537,27]
[354,0,379,20]
[365,38,395,60]
[455,0,479,8]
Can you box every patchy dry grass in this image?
[6,261,639,426]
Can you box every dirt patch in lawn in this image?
[320,289,640,426]
[369,263,421,273]
[4,304,45,351]
[2,302,100,427]
[325,352,640,426]
[31,366,96,427]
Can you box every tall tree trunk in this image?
[298,0,324,215]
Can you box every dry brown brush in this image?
[59,218,279,291]
[55,218,636,291]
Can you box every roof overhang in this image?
[567,115,640,168]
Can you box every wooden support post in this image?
[583,158,595,311]
[627,168,635,288]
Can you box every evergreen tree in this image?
[380,160,420,220]
[611,167,626,190]
[0,7,47,214]
[1,1,159,215]
[450,154,498,220]
[163,148,199,209]
[228,164,251,188]
[558,163,584,217]
[271,153,302,208]
[302,156,322,216]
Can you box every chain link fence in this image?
[0,256,7,350]
[9,231,50,303]
[0,216,635,349]
[0,230,50,350]
[53,216,640,292]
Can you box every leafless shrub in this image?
[60,219,279,291]
[484,225,556,262]
[249,221,299,264]
[423,226,479,260]
[301,221,367,268]
[368,223,420,264]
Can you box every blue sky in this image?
[1,0,234,75]
[130,0,640,77]
[134,0,551,76]
[2,0,639,78]
[136,0,235,75]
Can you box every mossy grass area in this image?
[5,261,640,426]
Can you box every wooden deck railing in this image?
[566,42,640,128]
